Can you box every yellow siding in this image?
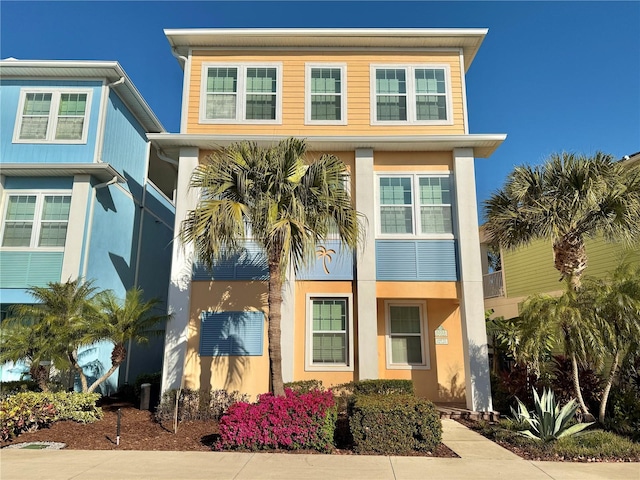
[503,237,640,298]
[187,50,465,135]
[185,281,270,398]
[293,281,357,387]
[373,151,453,171]
[376,299,466,403]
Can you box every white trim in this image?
[0,190,72,251]
[95,82,109,162]
[375,171,455,240]
[12,88,93,144]
[384,300,430,370]
[180,51,192,133]
[305,293,354,372]
[459,49,470,135]
[370,64,453,126]
[304,63,347,126]
[199,62,283,124]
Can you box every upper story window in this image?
[201,64,282,123]
[1,193,71,249]
[371,65,451,125]
[305,64,347,125]
[13,90,92,143]
[378,173,453,238]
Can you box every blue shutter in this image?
[376,240,458,281]
[192,242,268,281]
[199,311,264,357]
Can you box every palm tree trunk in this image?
[267,258,285,397]
[30,364,49,393]
[88,362,121,393]
[553,235,587,288]
[598,350,619,424]
[70,350,88,392]
[570,353,594,421]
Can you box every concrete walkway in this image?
[1,419,638,480]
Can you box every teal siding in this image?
[376,240,458,281]
[0,251,63,288]
[145,183,175,226]
[199,311,264,357]
[101,91,148,200]
[0,79,102,164]
[193,242,268,281]
[4,176,73,190]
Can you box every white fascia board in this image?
[0,163,126,183]
[147,133,507,159]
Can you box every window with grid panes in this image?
[372,66,449,123]
[388,303,426,366]
[379,174,453,236]
[311,298,348,365]
[203,65,279,122]
[308,67,343,122]
[1,194,71,248]
[16,91,90,142]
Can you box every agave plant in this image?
[511,388,593,442]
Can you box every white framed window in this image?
[13,89,92,143]
[385,300,429,369]
[370,65,452,125]
[305,294,354,372]
[377,173,454,238]
[0,193,72,250]
[305,64,347,125]
[200,63,282,123]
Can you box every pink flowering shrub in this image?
[216,389,336,452]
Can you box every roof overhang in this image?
[147,133,507,160]
[0,163,126,184]
[0,60,165,133]
[164,28,488,72]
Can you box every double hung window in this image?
[202,64,281,122]
[305,65,346,124]
[1,194,71,249]
[371,65,450,124]
[306,295,353,371]
[14,90,91,143]
[378,174,453,236]
[386,301,429,369]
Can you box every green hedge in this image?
[284,379,324,393]
[348,394,442,455]
[339,379,414,396]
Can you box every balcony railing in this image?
[483,271,504,298]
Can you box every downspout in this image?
[171,48,188,66]
[155,147,179,202]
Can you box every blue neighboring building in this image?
[0,59,177,393]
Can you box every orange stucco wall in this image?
[185,280,270,398]
[293,281,357,387]
[187,50,465,135]
[376,298,465,403]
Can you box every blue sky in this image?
[2,1,639,219]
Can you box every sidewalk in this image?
[1,419,638,480]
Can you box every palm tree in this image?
[580,263,640,423]
[3,279,100,392]
[0,316,54,391]
[84,288,168,393]
[485,152,640,420]
[484,152,640,290]
[180,138,363,396]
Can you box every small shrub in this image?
[549,356,602,415]
[605,385,640,441]
[350,379,414,396]
[0,394,57,441]
[553,430,640,460]
[47,392,103,423]
[284,379,324,393]
[0,380,40,397]
[348,394,441,455]
[155,388,249,423]
[217,389,336,452]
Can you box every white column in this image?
[453,147,493,412]
[61,175,91,281]
[355,148,378,380]
[281,263,295,383]
[161,147,199,393]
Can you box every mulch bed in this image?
[1,401,457,457]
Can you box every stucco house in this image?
[150,29,506,412]
[0,60,176,392]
